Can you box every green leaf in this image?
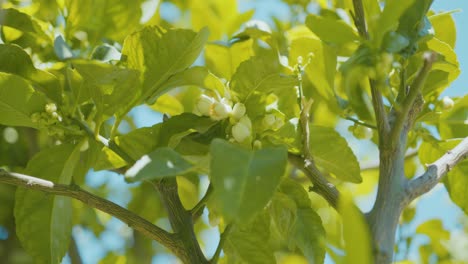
[438,95,468,139]
[122,26,209,102]
[114,113,216,161]
[190,0,254,40]
[125,147,194,182]
[0,72,48,128]
[72,60,140,117]
[0,8,50,40]
[416,219,451,255]
[157,66,225,96]
[65,0,142,43]
[150,94,184,116]
[305,14,359,45]
[225,212,275,264]
[293,208,326,263]
[395,0,434,54]
[373,0,415,48]
[423,38,460,96]
[230,55,297,102]
[310,126,362,183]
[210,139,287,223]
[205,40,254,80]
[339,192,372,264]
[430,11,457,49]
[274,179,326,263]
[15,144,78,264]
[0,44,62,103]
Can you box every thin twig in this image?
[191,183,213,221]
[210,224,233,264]
[343,116,377,130]
[405,137,468,203]
[0,169,177,251]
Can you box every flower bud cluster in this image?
[30,103,80,139]
[195,95,252,143]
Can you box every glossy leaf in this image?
[310,126,362,183]
[0,72,48,128]
[0,8,49,40]
[190,0,254,40]
[275,179,326,263]
[125,147,193,182]
[430,11,457,48]
[205,40,254,80]
[230,55,297,102]
[210,139,287,223]
[122,26,209,102]
[72,60,140,117]
[65,0,142,43]
[150,94,184,116]
[0,44,62,103]
[15,144,78,264]
[373,0,415,48]
[224,212,275,263]
[438,95,468,139]
[157,66,225,96]
[114,113,216,161]
[306,14,359,45]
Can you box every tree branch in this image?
[153,178,208,264]
[0,169,179,255]
[210,224,233,264]
[288,153,340,210]
[360,149,419,172]
[352,0,390,138]
[405,137,468,203]
[390,52,437,144]
[191,183,213,221]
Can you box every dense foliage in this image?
[0,0,467,263]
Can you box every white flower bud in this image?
[253,140,262,149]
[262,114,276,128]
[238,115,252,130]
[45,103,57,114]
[210,101,232,120]
[196,95,214,116]
[231,103,246,120]
[441,96,454,111]
[232,122,251,142]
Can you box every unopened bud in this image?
[231,102,246,120]
[441,96,454,111]
[232,122,251,142]
[45,103,57,114]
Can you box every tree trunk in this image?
[368,135,408,264]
